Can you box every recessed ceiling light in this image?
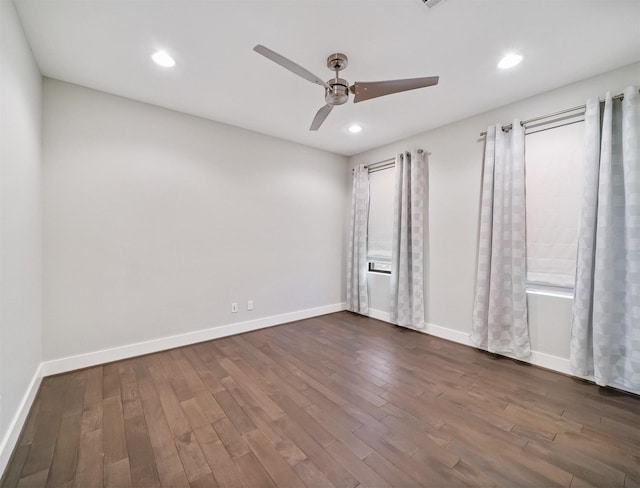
[498,53,522,70]
[152,50,175,67]
[348,124,363,134]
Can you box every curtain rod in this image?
[352,149,424,174]
[478,90,637,136]
[365,157,395,169]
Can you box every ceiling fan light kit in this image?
[253,44,439,131]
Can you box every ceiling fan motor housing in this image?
[326,78,349,105]
[325,53,349,105]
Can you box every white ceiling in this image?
[14,0,640,156]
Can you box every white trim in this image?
[526,285,574,299]
[423,322,471,345]
[528,350,573,375]
[0,364,43,477]
[41,303,346,377]
[365,309,584,380]
[366,308,391,323]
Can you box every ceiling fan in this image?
[253,44,439,131]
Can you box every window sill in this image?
[526,284,573,299]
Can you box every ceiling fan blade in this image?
[350,76,439,103]
[310,104,333,131]
[254,45,328,88]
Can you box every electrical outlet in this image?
[247,300,254,311]
[231,302,238,313]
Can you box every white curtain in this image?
[390,150,426,328]
[347,164,369,314]
[570,86,640,393]
[471,121,530,357]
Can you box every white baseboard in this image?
[366,308,391,323]
[423,322,472,346]
[41,302,346,377]
[528,350,573,375]
[0,364,43,478]
[365,308,576,379]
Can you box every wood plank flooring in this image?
[2,312,639,487]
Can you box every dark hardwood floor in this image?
[2,312,639,487]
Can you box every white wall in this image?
[0,0,43,473]
[42,79,348,362]
[349,62,640,366]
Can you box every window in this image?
[525,120,584,289]
[367,167,394,273]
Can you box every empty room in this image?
[1,0,639,486]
